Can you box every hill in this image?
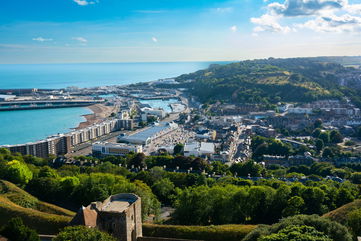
[0,180,74,234]
[175,57,360,106]
[322,199,361,225]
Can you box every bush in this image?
[143,224,256,241]
[347,208,361,238]
[259,225,332,241]
[242,215,352,241]
[0,217,39,241]
[54,226,116,241]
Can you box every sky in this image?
[0,0,361,64]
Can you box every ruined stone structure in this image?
[70,193,201,241]
[70,193,142,241]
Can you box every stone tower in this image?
[70,193,142,241]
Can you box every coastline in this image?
[76,104,117,130]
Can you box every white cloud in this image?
[72,0,97,6]
[72,37,88,43]
[152,37,158,43]
[230,25,237,32]
[32,37,53,42]
[251,14,291,33]
[251,0,361,34]
[268,0,346,17]
[298,14,361,32]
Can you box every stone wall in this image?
[138,237,203,241]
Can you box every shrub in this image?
[54,226,116,241]
[242,215,352,241]
[143,223,256,241]
[0,217,39,241]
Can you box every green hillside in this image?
[322,199,361,225]
[0,180,74,234]
[176,58,357,105]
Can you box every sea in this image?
[0,61,229,145]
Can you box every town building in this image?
[184,142,215,158]
[118,122,179,145]
[92,142,142,157]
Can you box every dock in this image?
[0,99,105,111]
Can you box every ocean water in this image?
[0,62,225,89]
[0,108,91,145]
[0,61,229,145]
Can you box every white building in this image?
[0,94,16,101]
[118,122,179,145]
[92,142,142,156]
[184,142,215,157]
[288,107,313,114]
[141,107,166,121]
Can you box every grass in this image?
[143,223,257,241]
[322,199,361,224]
[0,180,74,234]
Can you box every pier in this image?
[0,99,105,111]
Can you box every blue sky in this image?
[0,0,361,63]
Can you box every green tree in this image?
[330,130,343,144]
[322,147,334,159]
[243,215,352,241]
[173,143,184,155]
[347,208,361,238]
[357,126,361,139]
[129,153,146,168]
[312,128,322,138]
[1,160,33,186]
[351,172,361,184]
[314,119,323,129]
[315,139,324,152]
[152,178,175,204]
[319,132,330,144]
[0,217,39,241]
[230,161,264,177]
[260,225,332,241]
[282,196,305,217]
[53,226,116,241]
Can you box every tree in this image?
[1,160,33,186]
[347,208,361,237]
[357,126,361,139]
[282,196,305,217]
[230,161,264,177]
[53,226,116,241]
[260,225,332,241]
[129,153,146,168]
[322,147,334,159]
[330,130,343,144]
[314,119,323,129]
[0,217,39,241]
[243,215,352,241]
[319,132,330,144]
[315,139,324,152]
[173,143,184,155]
[152,178,175,204]
[312,128,322,138]
[351,172,361,184]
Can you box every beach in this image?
[76,104,118,129]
